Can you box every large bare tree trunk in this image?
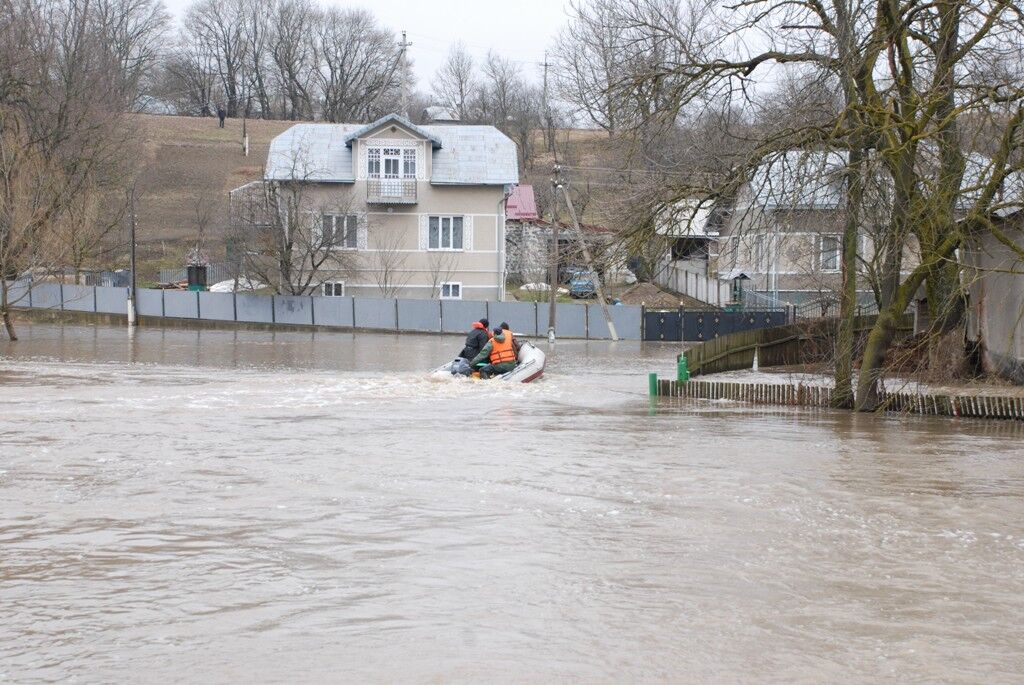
[833,145,864,409]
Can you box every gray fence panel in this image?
[6,280,31,307]
[199,291,235,321]
[587,304,642,340]
[236,293,273,323]
[96,286,128,315]
[536,303,587,338]
[62,284,95,312]
[312,296,354,327]
[397,299,441,332]
[137,288,163,316]
[32,283,62,309]
[488,301,538,337]
[441,299,487,333]
[354,297,397,330]
[274,295,314,326]
[164,290,199,319]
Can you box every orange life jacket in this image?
[489,333,517,365]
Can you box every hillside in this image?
[132,113,294,248]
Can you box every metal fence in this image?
[8,282,644,340]
[158,264,232,285]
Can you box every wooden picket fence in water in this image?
[653,378,1024,420]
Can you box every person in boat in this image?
[499,322,524,356]
[452,318,491,376]
[472,326,518,379]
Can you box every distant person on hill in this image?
[217,106,226,128]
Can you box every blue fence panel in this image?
[164,290,199,319]
[32,283,62,309]
[587,304,642,340]
[441,299,487,333]
[487,301,538,337]
[62,284,95,312]
[137,288,163,316]
[199,292,235,321]
[354,297,397,330]
[96,286,128,315]
[397,299,441,332]
[274,295,313,325]
[5,280,31,307]
[236,293,273,323]
[312,296,354,328]
[536,303,587,338]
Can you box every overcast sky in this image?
[162,0,573,91]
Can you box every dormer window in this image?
[367,146,416,180]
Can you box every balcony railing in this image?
[366,178,417,204]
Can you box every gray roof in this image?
[343,113,442,148]
[265,117,518,186]
[266,124,360,182]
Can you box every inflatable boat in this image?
[433,340,546,383]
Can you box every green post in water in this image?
[677,354,690,382]
[648,372,657,396]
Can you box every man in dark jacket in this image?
[451,318,489,376]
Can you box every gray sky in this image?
[162,0,572,91]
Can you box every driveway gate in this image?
[643,310,682,341]
[681,310,789,341]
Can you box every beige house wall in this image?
[296,181,506,300]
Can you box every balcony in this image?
[366,178,417,205]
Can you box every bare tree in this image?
[432,42,477,121]
[366,222,412,299]
[1,0,138,340]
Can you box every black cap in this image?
[500,322,510,330]
[493,327,504,336]
[479,318,489,327]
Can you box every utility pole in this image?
[127,185,138,327]
[398,30,413,117]
[547,172,560,342]
[556,169,618,341]
[541,52,555,153]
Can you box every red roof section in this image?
[506,184,539,220]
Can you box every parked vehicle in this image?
[568,269,599,299]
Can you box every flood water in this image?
[2,322,1023,683]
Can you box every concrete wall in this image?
[8,284,645,340]
[968,228,1024,383]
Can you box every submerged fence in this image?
[652,378,1024,421]
[5,281,644,340]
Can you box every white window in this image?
[367,148,381,177]
[367,145,416,179]
[402,148,416,177]
[322,281,345,297]
[428,216,464,250]
[819,235,840,272]
[320,214,358,249]
[440,282,462,299]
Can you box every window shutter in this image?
[357,214,368,250]
[463,215,474,251]
[418,215,428,250]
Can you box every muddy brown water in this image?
[2,322,1023,683]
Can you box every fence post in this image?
[585,302,590,339]
[232,292,238,322]
[195,290,201,320]
[59,283,64,311]
[93,285,98,313]
[640,305,646,341]
[310,295,316,327]
[394,298,399,331]
[438,299,443,332]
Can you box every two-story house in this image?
[239,113,519,301]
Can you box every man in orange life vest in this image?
[471,326,518,379]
